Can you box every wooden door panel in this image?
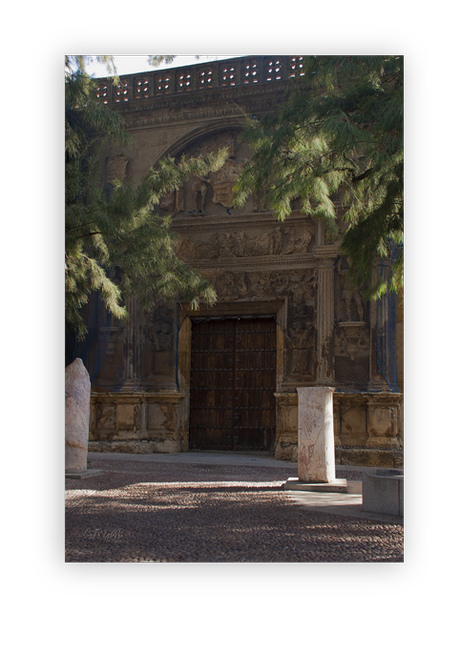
[189,317,276,451]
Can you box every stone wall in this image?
[89,392,186,454]
[89,388,403,468]
[274,391,403,467]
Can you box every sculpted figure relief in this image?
[148,307,174,351]
[289,321,314,349]
[106,155,129,184]
[215,270,304,302]
[216,272,250,301]
[159,188,184,215]
[192,175,210,213]
[338,257,365,322]
[175,226,312,261]
[210,158,247,208]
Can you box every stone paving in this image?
[65,458,404,563]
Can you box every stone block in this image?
[65,358,91,471]
[297,387,336,483]
[362,469,404,516]
[99,440,156,455]
[367,400,399,447]
[152,439,182,454]
[339,403,368,446]
[338,448,397,468]
[117,403,139,430]
[95,403,116,431]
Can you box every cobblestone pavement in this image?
[65,459,404,563]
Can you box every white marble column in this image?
[297,386,336,482]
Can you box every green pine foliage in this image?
[233,55,403,297]
[65,62,225,340]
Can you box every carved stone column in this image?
[315,251,336,384]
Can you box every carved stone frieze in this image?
[176,225,314,261]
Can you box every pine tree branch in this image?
[65,220,99,234]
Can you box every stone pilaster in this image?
[314,249,336,384]
[369,260,391,390]
[122,296,144,390]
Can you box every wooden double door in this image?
[189,317,277,451]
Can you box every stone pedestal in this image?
[65,358,91,471]
[362,469,404,517]
[297,386,336,483]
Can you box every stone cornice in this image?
[117,92,289,131]
[171,211,315,230]
[189,253,317,273]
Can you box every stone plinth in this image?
[297,387,336,483]
[66,358,91,471]
[362,469,404,517]
[283,477,348,493]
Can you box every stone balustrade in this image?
[94,56,307,106]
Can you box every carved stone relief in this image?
[213,267,316,334]
[106,155,129,184]
[334,324,369,361]
[176,225,314,261]
[141,306,176,384]
[215,271,251,301]
[159,188,184,214]
[336,256,365,323]
[209,158,248,208]
[170,130,257,215]
[148,307,175,351]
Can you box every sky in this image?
[85,55,248,78]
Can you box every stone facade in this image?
[76,56,403,466]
